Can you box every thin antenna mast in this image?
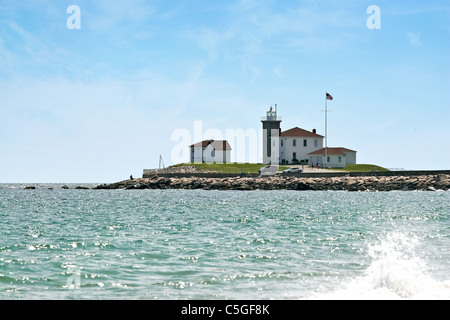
[325,93,328,168]
[159,155,165,169]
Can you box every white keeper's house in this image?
[262,106,357,168]
[189,140,232,164]
[280,127,324,165]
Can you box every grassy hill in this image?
[171,163,388,174]
[330,164,389,172]
[172,163,289,174]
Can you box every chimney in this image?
[312,129,316,134]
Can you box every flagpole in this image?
[325,92,328,168]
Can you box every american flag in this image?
[326,92,333,100]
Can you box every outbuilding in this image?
[189,140,232,163]
[308,147,357,168]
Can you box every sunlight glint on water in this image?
[0,185,449,299]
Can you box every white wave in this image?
[311,232,450,300]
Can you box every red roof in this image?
[190,140,213,148]
[189,140,232,150]
[281,127,324,138]
[308,147,356,155]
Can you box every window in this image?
[281,139,283,147]
[293,152,297,159]
[303,139,307,147]
[314,139,318,147]
[293,139,296,147]
[338,156,342,163]
[327,156,330,162]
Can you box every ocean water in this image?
[0,184,449,300]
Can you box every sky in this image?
[0,0,449,183]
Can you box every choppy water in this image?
[0,184,449,300]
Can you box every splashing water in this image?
[313,232,450,300]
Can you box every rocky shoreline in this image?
[94,174,450,192]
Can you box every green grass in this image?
[330,164,390,172]
[173,162,290,174]
[171,162,389,173]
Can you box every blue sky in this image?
[1,0,449,182]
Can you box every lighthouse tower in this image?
[261,104,282,165]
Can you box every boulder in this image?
[92,173,450,191]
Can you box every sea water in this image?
[0,184,449,300]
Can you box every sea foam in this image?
[312,232,450,300]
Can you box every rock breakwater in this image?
[95,174,450,191]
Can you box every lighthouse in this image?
[261,104,281,165]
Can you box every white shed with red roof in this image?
[189,140,232,164]
[308,147,357,168]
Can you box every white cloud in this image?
[84,0,157,44]
[407,32,422,47]
[273,66,283,77]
